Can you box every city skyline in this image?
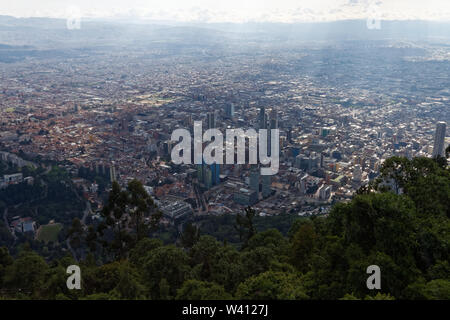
[0,2,449,303]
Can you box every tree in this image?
[378,156,412,194]
[126,179,161,239]
[176,280,232,300]
[0,246,13,287]
[129,238,163,268]
[142,245,191,299]
[235,206,257,248]
[101,180,162,260]
[85,225,98,253]
[190,236,221,281]
[68,218,84,249]
[235,271,309,300]
[246,229,290,259]
[422,279,450,299]
[198,243,244,293]
[375,157,450,218]
[328,193,417,260]
[290,222,317,273]
[364,293,395,300]
[3,251,49,298]
[159,278,171,299]
[100,181,130,260]
[111,262,145,299]
[180,223,200,249]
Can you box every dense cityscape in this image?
[1,20,449,228]
[0,12,449,303]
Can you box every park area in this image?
[36,223,62,243]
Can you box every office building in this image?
[319,185,332,200]
[211,162,220,186]
[259,107,267,129]
[249,168,260,193]
[110,161,117,182]
[261,175,272,198]
[207,112,217,130]
[234,188,258,206]
[432,121,446,158]
[225,103,235,118]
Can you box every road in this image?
[81,201,91,225]
[66,238,79,262]
[3,208,17,241]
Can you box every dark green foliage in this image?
[176,280,232,300]
[180,223,200,249]
[100,180,162,260]
[0,156,448,300]
[3,250,49,298]
[235,206,256,248]
[141,245,191,299]
[236,271,309,300]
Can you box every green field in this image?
[36,223,63,243]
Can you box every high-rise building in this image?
[207,112,217,130]
[268,109,278,156]
[234,188,258,206]
[320,127,330,137]
[299,175,307,194]
[225,103,235,118]
[184,114,192,127]
[249,168,260,193]
[197,164,203,182]
[353,164,362,183]
[319,185,331,201]
[432,121,446,158]
[211,163,220,186]
[163,140,174,156]
[261,175,272,198]
[270,109,278,130]
[110,161,117,183]
[203,166,212,189]
[197,161,220,189]
[259,107,267,129]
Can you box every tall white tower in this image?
[110,161,117,183]
[432,122,446,158]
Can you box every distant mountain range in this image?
[0,15,449,50]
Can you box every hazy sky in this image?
[1,0,449,23]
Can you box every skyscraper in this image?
[198,161,220,189]
[353,164,362,183]
[203,166,212,189]
[259,107,267,130]
[261,175,272,198]
[249,168,260,193]
[270,109,278,130]
[207,112,217,130]
[211,162,220,186]
[432,121,446,158]
[267,109,278,157]
[197,164,203,182]
[299,175,307,194]
[110,161,117,183]
[225,103,235,118]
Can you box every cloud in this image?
[0,0,449,22]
